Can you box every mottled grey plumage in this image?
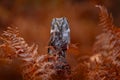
[48,17,70,58]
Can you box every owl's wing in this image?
[48,33,54,46]
[48,32,54,54]
[49,18,56,46]
[63,17,70,44]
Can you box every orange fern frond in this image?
[96,5,114,30]
[0,27,71,80]
[88,4,120,80]
[88,51,120,80]
[93,5,120,56]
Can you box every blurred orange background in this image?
[0,0,120,79]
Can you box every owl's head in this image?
[50,17,70,33]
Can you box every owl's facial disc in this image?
[56,18,64,27]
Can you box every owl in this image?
[48,17,70,58]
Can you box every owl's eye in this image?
[52,23,57,30]
[62,24,68,30]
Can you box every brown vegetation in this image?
[0,0,120,80]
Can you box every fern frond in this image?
[88,51,120,80]
[88,4,120,80]
[96,5,114,30]
[93,5,120,56]
[0,27,71,80]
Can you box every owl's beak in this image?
[54,26,59,32]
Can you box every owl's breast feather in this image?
[63,32,69,36]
